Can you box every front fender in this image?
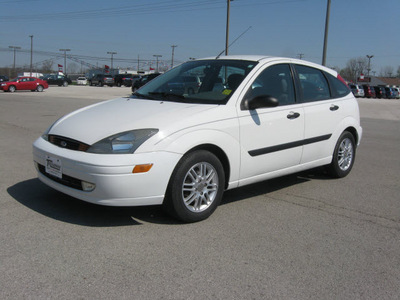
[155,127,241,188]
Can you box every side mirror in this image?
[241,95,279,110]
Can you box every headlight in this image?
[87,129,158,154]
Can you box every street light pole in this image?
[225,0,233,56]
[29,35,33,77]
[322,0,331,66]
[153,55,162,72]
[171,45,177,69]
[366,55,374,77]
[9,46,21,71]
[59,49,71,74]
[107,51,117,75]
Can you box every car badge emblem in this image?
[60,141,67,148]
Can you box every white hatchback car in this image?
[33,56,362,222]
[76,77,88,85]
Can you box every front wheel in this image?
[8,85,16,93]
[163,150,225,223]
[327,131,356,178]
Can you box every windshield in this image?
[132,59,257,104]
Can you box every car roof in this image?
[197,55,338,76]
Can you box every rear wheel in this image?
[62,81,68,87]
[36,85,44,92]
[163,150,225,223]
[328,131,356,178]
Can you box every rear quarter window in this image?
[325,72,350,98]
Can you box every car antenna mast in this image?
[216,26,252,59]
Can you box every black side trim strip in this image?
[248,134,332,157]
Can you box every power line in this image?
[0,0,308,22]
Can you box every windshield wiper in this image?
[148,92,186,101]
[132,92,156,100]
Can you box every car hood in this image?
[48,97,219,145]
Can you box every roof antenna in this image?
[216,26,252,59]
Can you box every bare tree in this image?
[339,57,368,82]
[380,66,394,77]
[67,62,79,74]
[41,60,54,73]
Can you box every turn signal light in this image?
[132,164,153,174]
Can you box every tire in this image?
[327,131,356,178]
[62,81,68,87]
[8,85,16,93]
[187,87,194,95]
[98,81,103,87]
[163,150,225,222]
[36,85,44,92]
[89,81,93,86]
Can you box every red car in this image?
[0,77,48,92]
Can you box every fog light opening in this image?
[82,181,96,192]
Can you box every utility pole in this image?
[322,0,331,66]
[59,49,71,74]
[107,51,117,75]
[29,35,33,77]
[225,0,233,55]
[297,53,304,60]
[366,55,374,77]
[171,45,177,69]
[9,46,21,72]
[153,55,162,72]
[137,55,140,71]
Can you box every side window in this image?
[324,72,350,98]
[245,64,295,106]
[295,65,330,102]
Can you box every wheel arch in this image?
[344,126,359,147]
[185,144,231,189]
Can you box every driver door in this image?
[237,63,304,185]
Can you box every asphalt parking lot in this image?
[1,86,399,299]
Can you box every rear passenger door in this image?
[293,64,344,164]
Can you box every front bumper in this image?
[32,137,182,206]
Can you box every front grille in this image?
[38,163,83,190]
[48,135,90,152]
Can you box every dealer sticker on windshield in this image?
[45,155,62,179]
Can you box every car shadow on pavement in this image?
[7,178,175,227]
[8,169,330,226]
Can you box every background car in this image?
[348,84,365,97]
[43,74,72,87]
[373,86,386,99]
[384,87,395,99]
[362,85,376,98]
[114,74,141,87]
[131,73,160,92]
[0,77,48,92]
[76,77,88,85]
[89,74,114,87]
[392,87,400,99]
[167,75,202,95]
[0,75,9,82]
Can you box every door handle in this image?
[330,104,339,111]
[287,111,300,119]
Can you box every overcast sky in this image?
[0,0,398,73]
